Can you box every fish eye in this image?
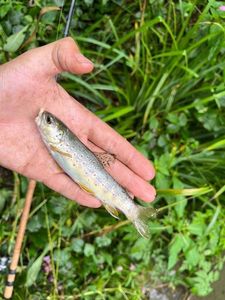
[46,115,52,125]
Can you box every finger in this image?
[16,37,94,77]
[16,127,101,208]
[50,37,94,75]
[84,140,156,202]
[107,160,156,202]
[47,94,155,182]
[42,172,101,208]
[89,118,155,181]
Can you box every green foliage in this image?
[26,245,50,287]
[1,0,225,299]
[3,25,29,52]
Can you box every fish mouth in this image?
[35,108,45,127]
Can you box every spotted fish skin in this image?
[36,110,156,238]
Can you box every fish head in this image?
[36,110,65,145]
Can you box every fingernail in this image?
[144,185,156,202]
[148,163,155,180]
[75,53,93,65]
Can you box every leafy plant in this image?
[0,0,225,299]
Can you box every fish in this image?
[35,110,156,238]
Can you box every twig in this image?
[4,179,36,299]
[80,220,130,238]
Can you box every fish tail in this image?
[132,206,157,239]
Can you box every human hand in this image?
[0,38,156,207]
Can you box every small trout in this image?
[36,110,156,238]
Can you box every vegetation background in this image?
[0,0,225,299]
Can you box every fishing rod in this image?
[3,2,76,298]
[3,180,36,299]
[63,0,76,38]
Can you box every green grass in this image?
[1,0,225,299]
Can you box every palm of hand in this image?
[0,38,155,207]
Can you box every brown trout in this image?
[36,110,156,238]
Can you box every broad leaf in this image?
[4,25,28,52]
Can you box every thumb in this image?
[22,37,94,77]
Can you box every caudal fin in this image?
[132,206,157,239]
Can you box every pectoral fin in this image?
[50,145,72,158]
[78,183,95,196]
[55,164,64,173]
[94,152,115,168]
[103,204,120,219]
